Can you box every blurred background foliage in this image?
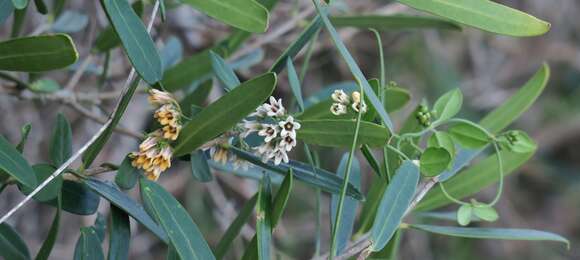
[0,0,579,259]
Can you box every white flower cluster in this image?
[241,97,301,165]
[330,89,367,116]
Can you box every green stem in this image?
[489,142,504,206]
[439,182,469,206]
[386,145,410,161]
[303,143,322,257]
[329,81,364,259]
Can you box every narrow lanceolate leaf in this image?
[93,1,144,52]
[416,149,536,212]
[182,0,269,33]
[173,73,277,156]
[331,154,361,255]
[0,135,36,189]
[256,175,272,260]
[93,213,106,242]
[73,227,104,260]
[314,1,394,132]
[108,205,131,260]
[0,223,30,260]
[190,150,213,182]
[215,194,258,260]
[370,161,419,251]
[35,194,61,260]
[480,64,550,134]
[210,51,240,91]
[286,58,304,111]
[409,224,569,248]
[21,164,62,202]
[297,120,390,148]
[50,113,72,166]
[0,34,78,72]
[115,156,140,190]
[83,77,141,167]
[230,147,363,200]
[85,179,168,242]
[269,15,322,73]
[330,15,461,31]
[140,179,215,260]
[101,0,162,84]
[397,0,550,37]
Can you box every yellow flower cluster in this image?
[130,89,182,181]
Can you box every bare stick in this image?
[0,1,160,225]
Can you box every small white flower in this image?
[330,103,347,116]
[331,89,350,105]
[264,96,286,117]
[256,142,277,163]
[279,135,297,152]
[278,116,301,139]
[210,145,229,164]
[351,91,362,104]
[139,134,159,152]
[148,89,175,106]
[352,101,368,114]
[250,104,269,118]
[272,147,289,165]
[240,120,261,138]
[258,124,279,142]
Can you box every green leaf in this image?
[0,34,78,72]
[35,194,61,260]
[214,193,258,260]
[0,135,36,188]
[269,15,322,73]
[29,79,61,93]
[20,164,62,202]
[93,213,106,242]
[101,0,162,84]
[0,0,14,25]
[85,178,168,242]
[256,175,272,260]
[384,86,411,112]
[115,155,140,190]
[11,0,26,9]
[480,64,550,134]
[48,181,100,215]
[173,73,276,156]
[448,122,489,149]
[409,224,569,248]
[330,15,461,31]
[286,58,304,111]
[331,154,360,255]
[314,1,394,132]
[140,179,215,260]
[190,150,213,182]
[73,227,104,260]
[397,0,550,37]
[93,0,144,53]
[210,51,240,91]
[297,119,390,148]
[370,161,419,251]
[428,131,456,158]
[182,0,269,33]
[416,149,536,211]
[271,170,293,226]
[420,147,451,177]
[457,204,472,226]
[50,113,72,166]
[83,76,141,167]
[108,205,131,260]
[433,88,462,122]
[0,223,30,260]
[230,147,364,200]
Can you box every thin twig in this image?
[65,54,95,91]
[0,1,161,225]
